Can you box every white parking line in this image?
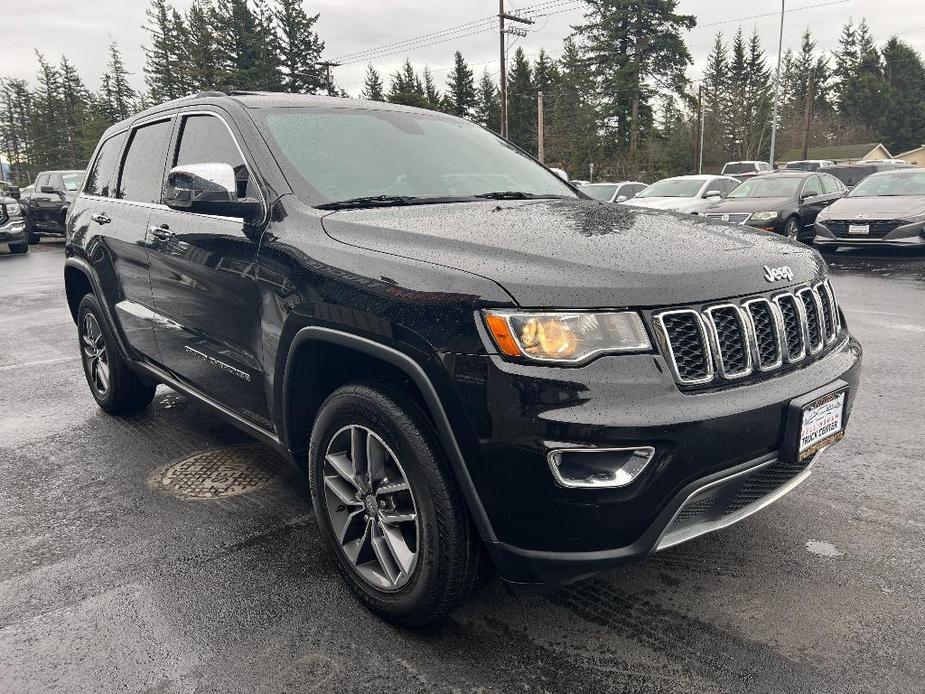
[0,356,79,372]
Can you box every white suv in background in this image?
[621,175,740,214]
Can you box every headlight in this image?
[483,310,651,364]
[4,202,21,216]
[751,211,778,222]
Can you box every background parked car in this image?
[784,160,836,171]
[703,170,846,242]
[815,167,925,251]
[820,161,912,189]
[622,174,740,214]
[581,181,647,203]
[721,161,773,180]
[20,170,84,243]
[0,193,29,254]
[0,179,21,199]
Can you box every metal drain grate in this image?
[157,445,278,499]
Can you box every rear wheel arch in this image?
[280,327,497,546]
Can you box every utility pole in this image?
[318,61,341,95]
[498,1,533,139]
[697,84,704,175]
[801,67,815,160]
[537,90,545,163]
[768,0,785,167]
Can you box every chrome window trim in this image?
[546,446,657,489]
[703,304,753,379]
[797,286,825,354]
[772,291,808,363]
[652,308,715,385]
[742,297,784,371]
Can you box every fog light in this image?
[547,446,655,488]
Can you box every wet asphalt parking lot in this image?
[1,239,923,694]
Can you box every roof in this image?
[777,143,889,162]
[897,144,925,157]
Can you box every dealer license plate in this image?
[848,224,869,235]
[799,391,846,460]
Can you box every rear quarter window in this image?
[84,132,128,197]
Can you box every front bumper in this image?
[447,332,862,591]
[814,220,925,247]
[0,217,27,245]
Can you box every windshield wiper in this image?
[317,195,427,210]
[472,191,565,200]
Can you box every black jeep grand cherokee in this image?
[65,92,861,626]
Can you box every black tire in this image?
[8,241,29,254]
[782,216,801,241]
[817,244,839,255]
[308,381,484,627]
[77,293,156,414]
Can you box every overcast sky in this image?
[2,0,924,97]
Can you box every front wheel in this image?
[8,241,29,254]
[783,216,801,241]
[77,293,156,414]
[308,381,486,627]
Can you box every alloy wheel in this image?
[322,424,420,591]
[786,219,800,240]
[81,313,110,397]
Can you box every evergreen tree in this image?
[143,0,187,102]
[836,20,883,128]
[0,79,34,183]
[544,38,600,177]
[361,64,384,101]
[32,52,65,169]
[388,59,427,106]
[742,29,772,159]
[275,0,325,93]
[59,57,92,168]
[422,66,442,110]
[100,42,137,122]
[880,38,925,152]
[446,51,476,118]
[507,47,535,152]
[701,32,729,166]
[474,69,501,133]
[212,0,281,91]
[532,48,559,94]
[184,0,220,90]
[574,0,696,156]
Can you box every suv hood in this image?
[321,199,824,307]
[821,195,925,220]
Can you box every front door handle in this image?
[90,212,111,225]
[148,225,174,240]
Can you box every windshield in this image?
[825,166,876,187]
[848,171,925,197]
[61,173,83,191]
[785,161,819,171]
[637,179,704,198]
[723,163,756,174]
[258,108,575,205]
[582,184,618,201]
[727,176,802,198]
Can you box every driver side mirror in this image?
[40,185,60,195]
[801,190,821,201]
[704,189,722,198]
[615,195,628,203]
[7,185,20,200]
[164,163,261,219]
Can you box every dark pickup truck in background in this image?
[21,170,84,243]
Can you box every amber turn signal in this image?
[485,313,523,357]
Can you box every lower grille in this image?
[826,219,903,238]
[659,457,812,549]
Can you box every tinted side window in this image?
[820,174,840,194]
[174,114,254,199]
[803,176,822,197]
[84,132,127,197]
[118,120,172,203]
[35,174,48,190]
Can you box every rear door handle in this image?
[148,225,174,240]
[90,212,110,225]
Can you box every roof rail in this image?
[193,90,227,98]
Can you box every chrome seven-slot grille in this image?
[653,280,842,387]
